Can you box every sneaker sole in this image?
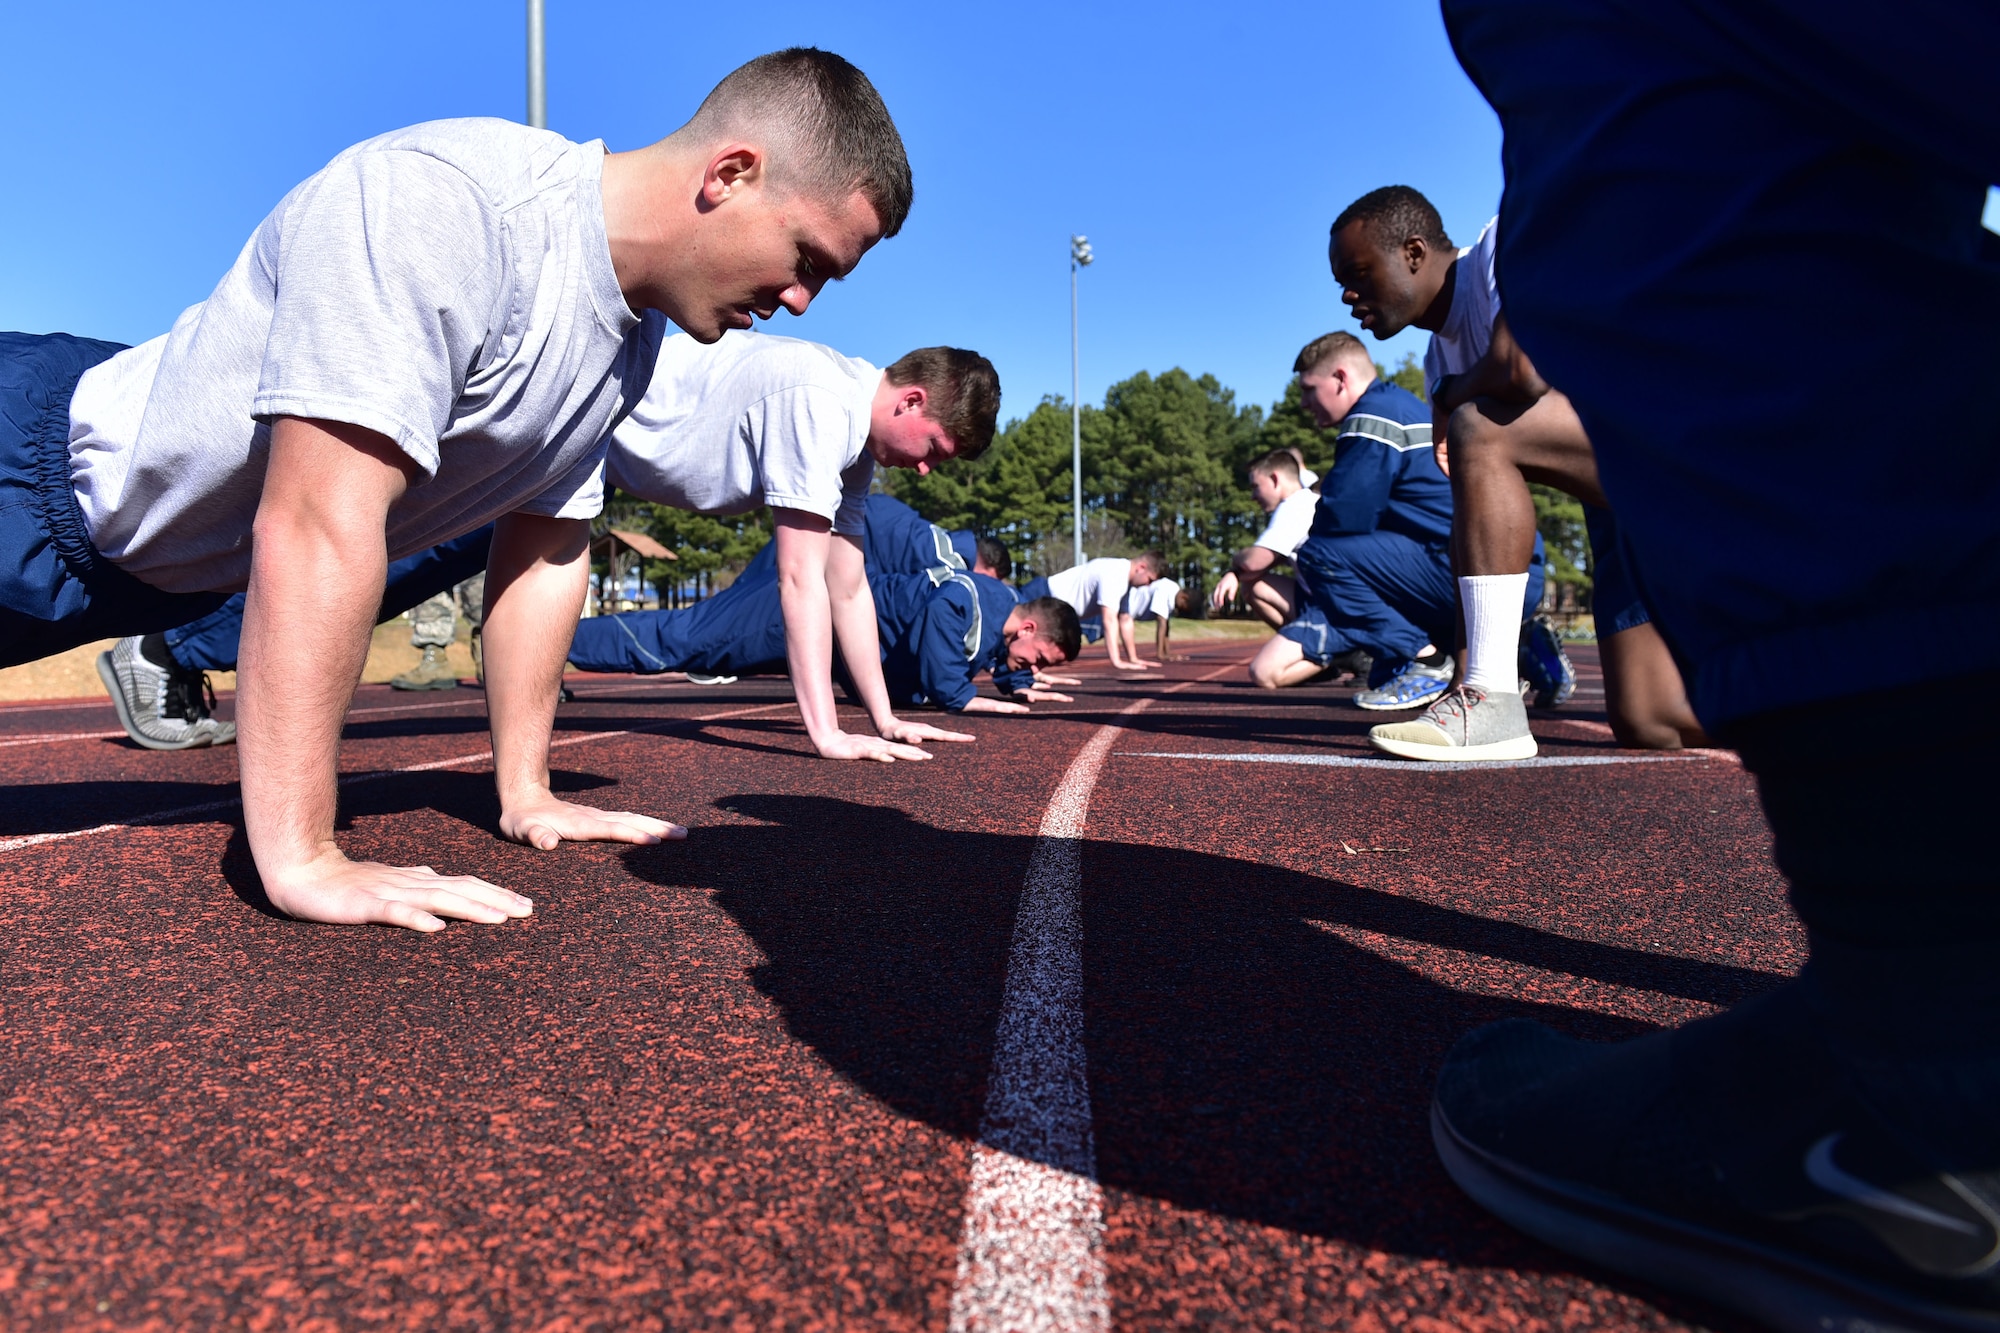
[1369,732,1538,762]
[1432,1100,2000,1333]
[96,651,216,752]
[389,678,460,691]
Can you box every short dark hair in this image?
[1293,330,1371,376]
[1132,549,1166,578]
[1248,449,1301,483]
[687,48,914,237]
[1021,597,1083,661]
[975,535,1012,581]
[884,347,1001,460]
[1330,185,1452,254]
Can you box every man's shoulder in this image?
[328,119,583,209]
[682,332,877,411]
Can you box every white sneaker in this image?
[97,637,236,750]
[1369,685,1537,762]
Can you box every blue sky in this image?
[3,2,1505,423]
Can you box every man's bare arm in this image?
[774,510,930,762]
[824,532,972,749]
[486,512,682,850]
[1155,615,1178,663]
[238,417,532,932]
[1434,311,1552,420]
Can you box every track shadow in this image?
[620,792,1782,1281]
[0,779,241,838]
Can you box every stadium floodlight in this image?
[527,0,547,129]
[1069,235,1094,569]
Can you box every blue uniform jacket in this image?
[735,494,966,588]
[1308,379,1455,546]
[871,569,1018,712]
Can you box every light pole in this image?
[1069,234,1093,569]
[526,0,547,129]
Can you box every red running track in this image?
[0,643,1788,1330]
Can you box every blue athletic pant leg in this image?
[1293,531,1454,662]
[378,525,494,620]
[1581,506,1650,636]
[165,524,497,671]
[1442,0,2000,729]
[1522,535,1546,620]
[1019,575,1052,602]
[567,577,787,675]
[0,333,225,668]
[1443,0,2000,943]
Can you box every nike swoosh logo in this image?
[1805,1134,1983,1237]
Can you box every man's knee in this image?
[1248,637,1302,689]
[1445,400,1509,473]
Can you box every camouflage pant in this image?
[408,574,486,649]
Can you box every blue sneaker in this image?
[1353,656,1453,711]
[1518,616,1575,708]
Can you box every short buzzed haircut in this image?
[686,48,914,237]
[1021,597,1084,661]
[1249,449,1301,484]
[1133,549,1166,577]
[1293,331,1371,376]
[884,348,1002,460]
[975,535,1012,581]
[1330,185,1452,254]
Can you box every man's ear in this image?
[1012,615,1038,640]
[1403,234,1430,273]
[892,384,929,417]
[702,145,763,206]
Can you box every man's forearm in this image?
[830,580,897,730]
[781,568,842,745]
[237,513,385,880]
[485,514,590,812]
[1102,608,1131,665]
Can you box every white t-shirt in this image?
[606,326,879,535]
[67,118,650,594]
[1123,577,1182,621]
[1421,215,1501,399]
[1253,486,1318,560]
[1045,557,1132,619]
[1300,466,1321,489]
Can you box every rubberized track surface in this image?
[0,643,1790,1331]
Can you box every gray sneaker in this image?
[96,636,236,751]
[1369,684,1537,762]
[684,672,738,686]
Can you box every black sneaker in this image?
[1433,975,2000,1331]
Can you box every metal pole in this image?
[526,0,547,129]
[1070,256,1083,570]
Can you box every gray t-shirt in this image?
[67,118,651,594]
[1421,215,1500,399]
[605,323,879,535]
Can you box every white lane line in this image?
[0,730,126,749]
[948,705,1142,1333]
[0,700,796,855]
[950,662,1237,1333]
[1121,750,1725,771]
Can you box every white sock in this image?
[1459,573,1530,693]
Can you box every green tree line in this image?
[597,352,1593,610]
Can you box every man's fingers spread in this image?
[380,901,448,933]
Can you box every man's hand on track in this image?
[813,729,935,762]
[261,852,536,933]
[879,717,976,746]
[501,794,685,851]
